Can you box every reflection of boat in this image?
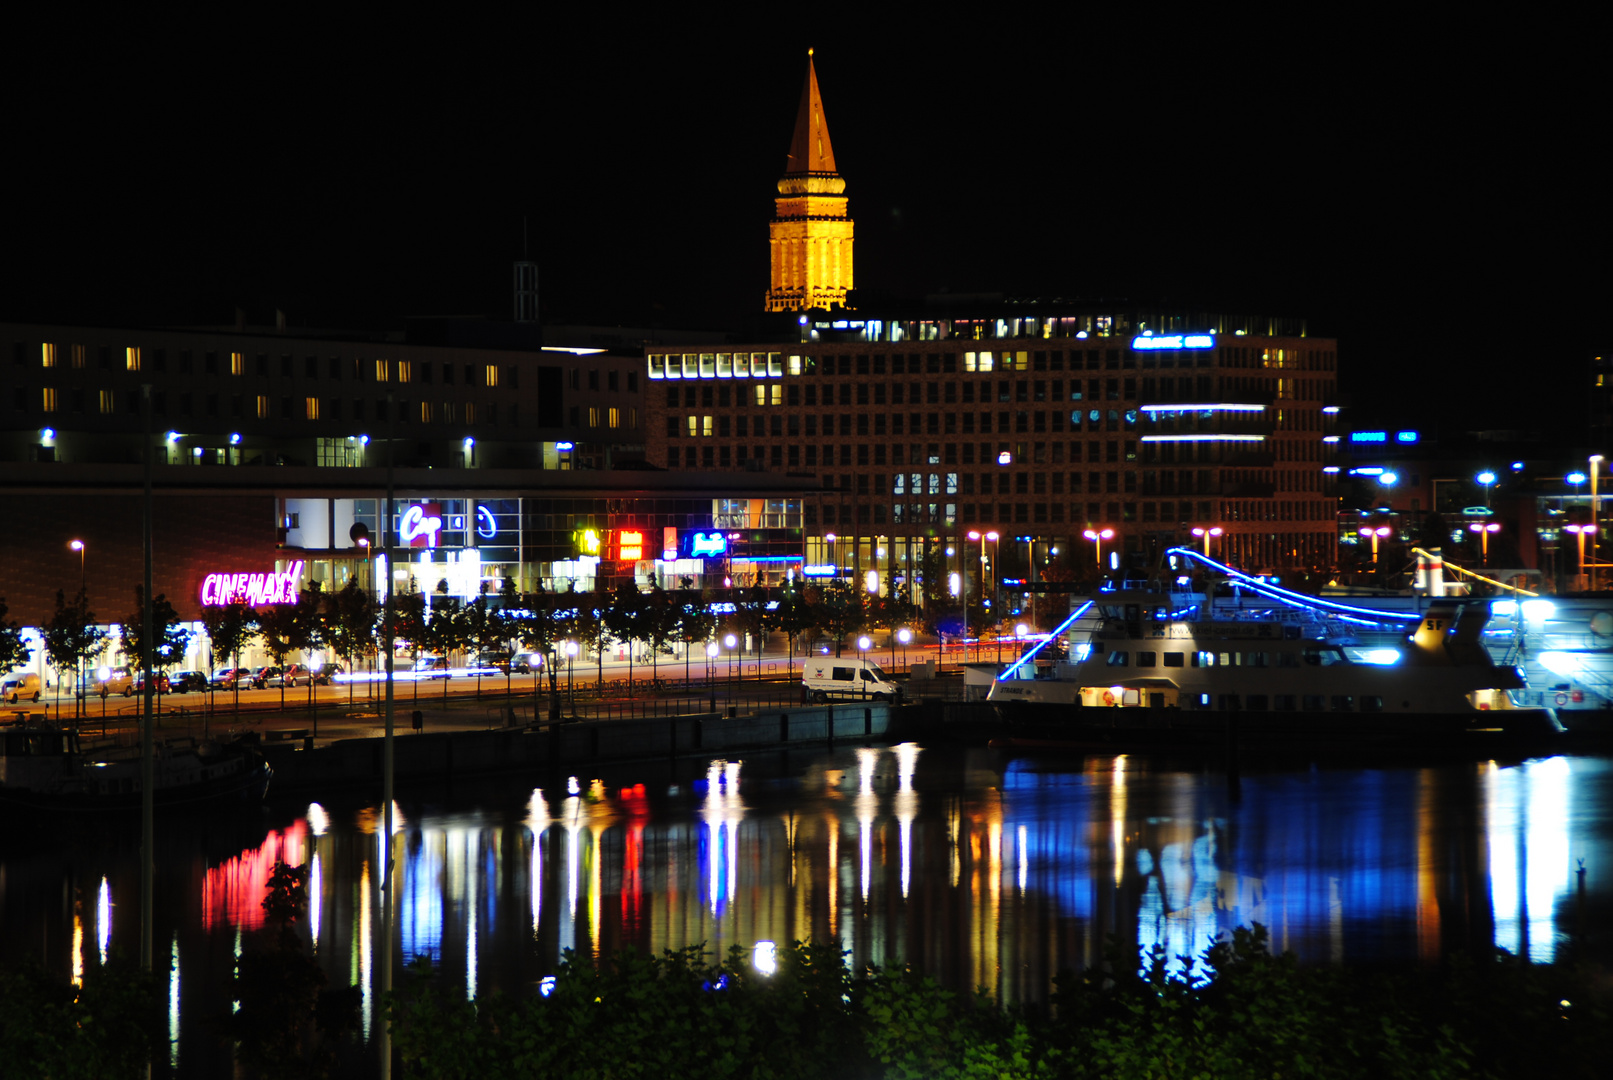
[987,548,1563,749]
[0,727,273,811]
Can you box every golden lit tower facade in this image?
[765,50,854,313]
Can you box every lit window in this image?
[42,387,58,412]
[125,347,141,372]
[701,415,713,436]
[71,344,85,368]
[628,407,637,428]
[397,361,412,383]
[231,352,244,376]
[687,416,698,437]
[588,406,601,427]
[754,384,766,406]
[770,384,783,406]
[465,402,476,424]
[442,402,455,424]
[608,406,620,429]
[485,364,498,387]
[376,358,390,382]
[306,397,320,420]
[41,343,57,368]
[419,401,431,423]
[257,395,270,418]
[787,354,802,375]
[99,390,115,414]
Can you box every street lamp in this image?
[1190,526,1223,558]
[69,539,86,593]
[896,626,911,671]
[1358,525,1392,563]
[1567,523,1597,590]
[1476,470,1497,507]
[1469,521,1501,565]
[1591,456,1606,587]
[857,635,872,698]
[1083,528,1114,571]
[724,632,737,707]
[564,640,578,709]
[68,540,86,720]
[706,641,719,711]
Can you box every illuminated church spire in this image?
[765,49,853,312]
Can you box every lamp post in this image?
[724,632,737,710]
[1476,470,1497,508]
[706,641,719,711]
[896,627,911,672]
[1359,525,1392,563]
[1083,528,1114,572]
[1469,521,1500,565]
[69,540,85,718]
[858,635,872,698]
[1567,523,1597,590]
[1591,456,1605,588]
[564,640,578,710]
[1190,526,1223,558]
[825,532,837,581]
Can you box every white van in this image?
[2,672,42,704]
[802,658,902,703]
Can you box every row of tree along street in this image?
[1,576,944,725]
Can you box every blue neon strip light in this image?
[736,555,803,563]
[1166,548,1420,624]
[998,601,1094,681]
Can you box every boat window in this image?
[1219,652,1235,667]
[1274,694,1296,711]
[1106,651,1129,666]
[1302,695,1325,712]
[1188,693,1212,710]
[1218,694,1241,711]
[1302,647,1346,666]
[1361,696,1385,713]
[1245,652,1269,668]
[1192,651,1214,667]
[1277,652,1301,669]
[1331,695,1355,712]
[1246,694,1269,711]
[1163,652,1184,667]
[1136,651,1156,668]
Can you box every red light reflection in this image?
[201,820,309,931]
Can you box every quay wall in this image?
[261,702,907,789]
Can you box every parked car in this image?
[247,666,281,690]
[474,651,512,673]
[412,656,451,679]
[133,672,171,695]
[3,672,42,703]
[312,662,343,685]
[265,665,313,689]
[211,667,252,689]
[102,668,171,696]
[170,670,208,694]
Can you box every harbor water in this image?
[2,743,1609,1076]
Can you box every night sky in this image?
[7,14,1602,435]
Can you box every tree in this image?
[0,597,30,677]
[41,591,105,723]
[255,601,300,711]
[511,587,564,720]
[322,578,376,709]
[416,596,468,707]
[460,584,505,697]
[568,589,608,690]
[200,600,258,718]
[770,581,816,681]
[216,860,359,1078]
[675,598,715,687]
[120,588,191,712]
[639,585,678,683]
[815,579,865,657]
[733,584,771,679]
[604,582,647,691]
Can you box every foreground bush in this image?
[0,954,163,1080]
[387,926,1610,1079]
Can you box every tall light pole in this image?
[857,635,872,698]
[69,540,85,720]
[1083,528,1114,573]
[705,641,719,711]
[897,627,911,671]
[1469,521,1500,565]
[1567,523,1596,590]
[1591,456,1605,588]
[1476,470,1497,508]
[1190,526,1223,558]
[1359,525,1391,563]
[724,632,737,709]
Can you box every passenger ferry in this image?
[986,548,1563,748]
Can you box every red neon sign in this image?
[617,530,645,561]
[200,560,303,607]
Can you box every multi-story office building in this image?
[644,308,1341,600]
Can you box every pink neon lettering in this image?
[199,562,304,607]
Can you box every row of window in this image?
[670,408,1151,437]
[648,346,1337,381]
[664,439,1338,473]
[21,387,521,426]
[27,341,521,388]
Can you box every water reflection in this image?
[3,746,1609,1078]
